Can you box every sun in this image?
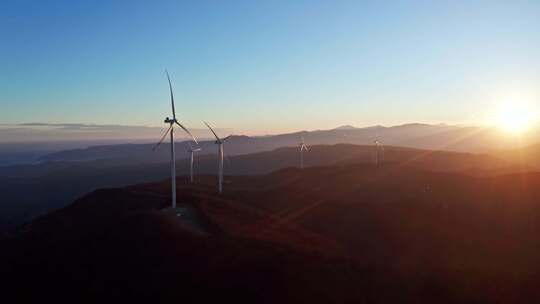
[495,103,537,134]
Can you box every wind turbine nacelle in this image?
[164,117,176,124]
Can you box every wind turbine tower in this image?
[374,139,385,166]
[187,142,201,183]
[153,70,198,208]
[204,121,231,194]
[299,136,309,169]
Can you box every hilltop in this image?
[4,162,540,302]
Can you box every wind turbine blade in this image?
[204,121,221,141]
[302,144,309,151]
[165,70,176,120]
[222,135,232,142]
[175,121,198,144]
[152,125,173,151]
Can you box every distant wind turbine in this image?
[299,136,309,169]
[204,121,231,194]
[187,142,201,183]
[374,139,385,166]
[153,70,198,208]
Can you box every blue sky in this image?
[1,0,539,134]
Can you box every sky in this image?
[1,0,539,135]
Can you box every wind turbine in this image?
[153,70,198,209]
[299,136,309,169]
[187,142,201,183]
[374,139,385,166]
[204,121,231,194]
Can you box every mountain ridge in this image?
[0,143,531,232]
[35,123,539,164]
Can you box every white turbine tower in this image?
[374,139,385,166]
[187,142,201,183]
[153,70,198,208]
[204,121,231,194]
[299,136,309,169]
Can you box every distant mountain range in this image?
[1,123,539,232]
[37,123,539,163]
[0,141,532,232]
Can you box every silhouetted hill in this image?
[0,144,524,231]
[1,184,359,303]
[4,163,540,302]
